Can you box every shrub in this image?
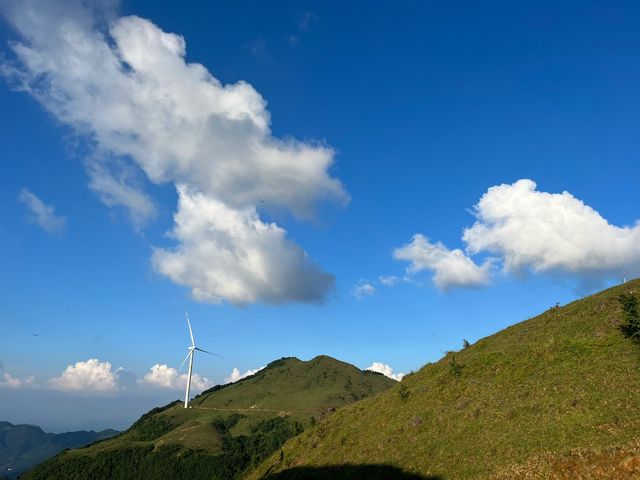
[463,339,471,349]
[618,293,640,343]
[211,414,244,433]
[398,384,410,402]
[449,355,463,377]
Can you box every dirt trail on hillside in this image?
[192,406,324,415]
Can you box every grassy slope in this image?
[195,355,391,413]
[20,356,394,479]
[249,280,640,480]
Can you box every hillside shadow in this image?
[262,464,440,479]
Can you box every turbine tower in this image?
[180,313,220,408]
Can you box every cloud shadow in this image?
[262,464,441,480]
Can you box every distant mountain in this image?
[249,280,640,479]
[21,355,395,479]
[0,421,118,478]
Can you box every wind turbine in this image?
[179,313,221,408]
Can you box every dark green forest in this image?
[20,416,301,480]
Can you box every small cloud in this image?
[287,12,318,47]
[47,359,119,392]
[18,188,66,235]
[288,34,300,46]
[87,158,157,228]
[378,275,400,287]
[247,38,272,63]
[298,11,318,31]
[139,363,213,392]
[394,234,492,291]
[366,362,404,381]
[224,366,265,384]
[351,281,376,300]
[0,372,35,389]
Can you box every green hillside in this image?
[194,355,389,412]
[0,422,117,478]
[249,280,640,480]
[20,356,394,480]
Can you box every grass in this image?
[249,280,640,480]
[493,438,640,479]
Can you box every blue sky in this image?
[1,0,640,431]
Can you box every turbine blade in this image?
[177,350,192,375]
[185,312,195,347]
[195,347,223,359]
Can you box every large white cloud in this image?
[394,234,491,291]
[47,359,119,392]
[463,179,640,277]
[18,188,66,234]
[152,187,334,305]
[224,366,265,384]
[139,363,212,392]
[395,179,640,290]
[365,362,404,381]
[3,0,346,304]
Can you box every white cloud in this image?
[3,0,346,305]
[224,366,265,384]
[394,234,491,291]
[86,159,157,227]
[47,359,119,392]
[152,187,334,305]
[394,179,640,291]
[139,364,212,392]
[18,188,66,234]
[351,281,376,300]
[378,275,399,286]
[3,359,209,393]
[366,362,404,381]
[0,372,35,389]
[463,179,640,279]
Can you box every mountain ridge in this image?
[0,421,118,478]
[249,280,640,479]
